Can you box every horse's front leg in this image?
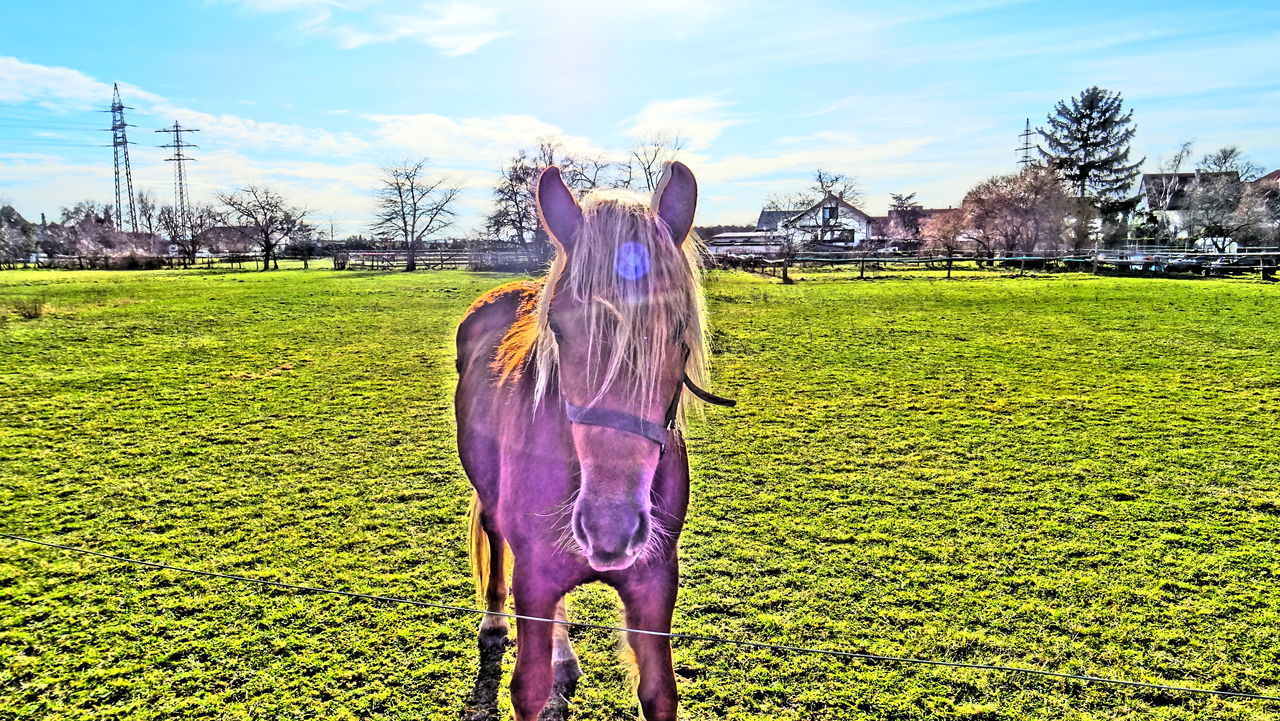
[617,559,680,721]
[479,519,510,650]
[510,566,564,721]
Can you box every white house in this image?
[1139,170,1241,237]
[778,192,874,246]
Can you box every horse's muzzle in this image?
[573,505,651,572]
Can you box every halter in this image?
[550,321,736,451]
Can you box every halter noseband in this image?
[550,321,736,450]
[563,372,736,449]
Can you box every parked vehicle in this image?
[1207,256,1262,275]
[1162,256,1204,274]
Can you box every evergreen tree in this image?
[1038,86,1144,206]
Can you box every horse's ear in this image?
[536,166,583,252]
[651,161,697,246]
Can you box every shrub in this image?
[11,297,44,319]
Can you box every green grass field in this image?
[2,267,1279,720]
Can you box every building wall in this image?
[785,205,872,245]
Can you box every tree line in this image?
[3,85,1275,271]
[745,86,1276,256]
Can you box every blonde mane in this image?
[497,188,708,425]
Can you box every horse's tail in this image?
[469,492,490,604]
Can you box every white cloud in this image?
[1,56,374,160]
[363,112,600,166]
[693,135,938,185]
[228,0,513,55]
[151,103,372,155]
[774,130,860,146]
[621,96,739,151]
[227,0,358,11]
[0,56,162,109]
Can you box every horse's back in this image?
[456,280,540,369]
[456,280,541,506]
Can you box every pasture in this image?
[2,267,1279,720]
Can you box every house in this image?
[1254,169,1280,188]
[755,210,795,232]
[746,193,875,250]
[868,204,955,248]
[779,192,874,246]
[1139,170,1240,236]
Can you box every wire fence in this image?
[3,531,1278,704]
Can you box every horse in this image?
[455,161,731,720]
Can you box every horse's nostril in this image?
[572,512,591,553]
[628,513,651,553]
[572,506,651,568]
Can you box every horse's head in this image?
[535,162,702,572]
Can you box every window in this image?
[823,206,837,222]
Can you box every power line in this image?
[0,111,104,127]
[2,531,1277,704]
[0,138,110,148]
[1017,118,1036,168]
[0,120,104,131]
[106,83,139,233]
[155,121,200,243]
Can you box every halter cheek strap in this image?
[548,318,736,450]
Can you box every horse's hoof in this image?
[478,626,509,652]
[536,678,579,721]
[553,657,583,685]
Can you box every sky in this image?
[0,0,1277,237]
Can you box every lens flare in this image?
[614,240,651,281]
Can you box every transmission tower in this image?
[1017,118,1036,168]
[106,83,139,232]
[156,121,200,241]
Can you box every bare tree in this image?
[532,136,617,192]
[624,132,687,192]
[761,191,812,212]
[1183,174,1263,251]
[61,200,112,226]
[216,185,309,271]
[962,166,1071,256]
[813,169,861,203]
[763,169,863,212]
[1141,141,1195,241]
[136,190,160,238]
[161,202,224,265]
[0,205,37,267]
[370,159,461,271]
[486,150,543,251]
[57,201,124,266]
[285,222,321,269]
[1198,146,1262,182]
[919,209,966,256]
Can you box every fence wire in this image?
[3,531,1278,703]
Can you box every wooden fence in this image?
[37,253,263,270]
[717,251,1280,282]
[332,249,543,273]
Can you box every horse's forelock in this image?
[527,190,708,420]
